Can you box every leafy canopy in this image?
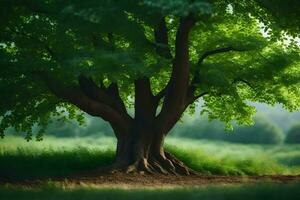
[0,0,299,139]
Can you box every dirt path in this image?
[2,173,300,188]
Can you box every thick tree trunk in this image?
[42,15,199,176]
[111,124,196,175]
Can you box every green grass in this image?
[1,136,300,180]
[0,137,116,180]
[166,138,300,175]
[1,182,300,200]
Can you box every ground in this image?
[1,136,300,199]
[1,174,300,200]
[2,173,300,188]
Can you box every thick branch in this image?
[154,81,170,103]
[13,27,132,135]
[186,91,209,105]
[107,82,128,115]
[135,77,157,120]
[161,90,208,135]
[154,18,173,59]
[78,75,112,105]
[197,46,248,65]
[191,46,249,92]
[78,75,129,118]
[154,90,208,137]
[156,15,196,134]
[232,79,254,89]
[35,72,132,134]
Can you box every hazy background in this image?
[5,101,300,144]
[2,102,300,178]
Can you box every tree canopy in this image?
[0,0,300,140]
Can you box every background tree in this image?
[173,115,284,144]
[286,123,300,144]
[0,0,299,175]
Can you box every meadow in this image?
[1,136,300,180]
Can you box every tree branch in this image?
[154,18,173,59]
[187,91,209,105]
[78,75,132,121]
[135,77,157,120]
[154,81,170,103]
[107,82,128,115]
[78,75,111,104]
[34,71,132,134]
[232,79,254,89]
[197,46,248,65]
[190,46,249,91]
[11,27,132,135]
[156,15,196,133]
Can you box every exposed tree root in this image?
[110,151,198,176]
[165,152,198,175]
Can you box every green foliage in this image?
[254,0,300,38]
[0,0,299,138]
[285,123,300,144]
[143,0,212,16]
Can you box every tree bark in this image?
[36,15,201,176]
[112,124,196,175]
[156,15,195,135]
[107,77,196,175]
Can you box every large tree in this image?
[0,0,299,175]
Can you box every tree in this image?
[0,0,299,175]
[227,116,284,144]
[173,115,284,144]
[285,123,300,144]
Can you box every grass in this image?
[0,137,115,180]
[1,182,300,200]
[1,136,300,180]
[166,138,300,175]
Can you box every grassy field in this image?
[1,182,300,200]
[1,136,300,180]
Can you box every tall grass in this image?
[0,136,300,180]
[166,138,300,175]
[0,137,115,180]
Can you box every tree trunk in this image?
[42,16,199,175]
[111,123,196,175]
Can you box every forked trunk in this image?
[112,125,196,175]
[40,15,198,175]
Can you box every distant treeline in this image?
[5,112,300,144]
[44,114,300,144]
[172,115,285,144]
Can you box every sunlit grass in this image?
[166,138,300,175]
[0,136,300,180]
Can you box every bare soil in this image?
[1,172,300,188]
